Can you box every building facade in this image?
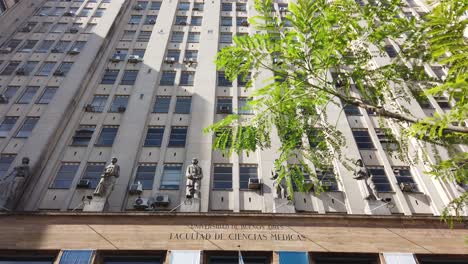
[0,0,466,263]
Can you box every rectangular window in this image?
[174,96,191,114]
[101,69,119,84]
[237,72,251,87]
[121,30,136,41]
[93,8,105,17]
[220,33,232,43]
[137,1,149,9]
[51,23,68,33]
[237,17,249,27]
[129,15,142,24]
[35,62,56,76]
[208,254,268,264]
[150,1,162,10]
[52,7,66,16]
[191,16,203,26]
[160,71,176,85]
[343,103,361,116]
[71,125,95,146]
[239,165,258,189]
[133,49,146,58]
[385,45,398,58]
[0,61,20,75]
[89,95,108,112]
[78,8,92,17]
[352,129,375,149]
[185,50,198,60]
[222,3,232,11]
[218,71,232,86]
[187,32,200,43]
[71,41,86,52]
[56,62,73,76]
[144,15,157,24]
[37,40,55,53]
[168,127,187,147]
[38,6,52,16]
[0,117,18,137]
[180,71,195,86]
[171,31,184,43]
[3,39,22,51]
[317,168,339,191]
[36,87,58,104]
[217,97,233,114]
[95,126,118,146]
[15,117,39,138]
[221,17,232,26]
[3,86,19,101]
[53,41,71,53]
[0,155,16,178]
[17,86,39,104]
[312,253,380,264]
[167,50,181,61]
[393,167,418,191]
[21,61,39,75]
[109,95,129,112]
[135,164,156,190]
[238,97,253,114]
[178,2,190,10]
[213,165,232,189]
[160,164,182,189]
[236,3,247,11]
[175,16,188,25]
[144,126,164,147]
[81,163,105,188]
[51,163,79,189]
[120,70,138,85]
[367,167,392,192]
[137,31,152,42]
[153,96,171,113]
[193,3,204,11]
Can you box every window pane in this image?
[56,62,73,76]
[144,127,164,147]
[213,165,232,189]
[15,117,39,138]
[129,15,142,24]
[368,167,392,192]
[1,61,20,75]
[135,164,156,189]
[109,95,129,112]
[3,86,19,101]
[121,30,136,41]
[187,32,200,43]
[221,17,232,26]
[153,96,171,113]
[36,62,56,76]
[18,40,38,52]
[239,165,257,189]
[37,40,55,53]
[217,97,233,113]
[218,72,232,86]
[21,61,39,75]
[191,16,203,26]
[120,70,138,85]
[174,96,191,114]
[150,2,162,10]
[180,71,195,86]
[0,155,16,178]
[17,86,39,104]
[52,163,79,189]
[72,126,95,146]
[89,95,108,112]
[36,87,58,104]
[178,2,190,10]
[95,126,118,146]
[0,117,18,137]
[168,127,187,147]
[238,98,253,114]
[160,71,176,85]
[161,165,182,189]
[171,32,184,43]
[352,130,375,149]
[101,69,119,84]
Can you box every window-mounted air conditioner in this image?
[176,21,188,26]
[127,55,142,63]
[67,48,80,55]
[84,104,95,112]
[69,27,79,33]
[0,47,12,53]
[64,11,75,17]
[219,105,231,114]
[76,179,90,188]
[183,57,197,65]
[150,193,170,207]
[164,57,176,64]
[240,21,249,27]
[20,26,32,33]
[147,19,156,25]
[117,106,126,112]
[133,4,144,10]
[134,196,149,210]
[399,182,417,192]
[248,178,261,190]
[53,70,65,76]
[110,55,122,62]
[129,182,143,195]
[51,48,61,53]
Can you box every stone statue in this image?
[185,158,203,199]
[93,157,120,198]
[271,165,289,200]
[353,159,382,201]
[0,157,30,209]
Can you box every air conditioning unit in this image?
[127,55,142,63]
[117,106,126,112]
[134,196,149,210]
[176,21,187,26]
[110,55,122,62]
[15,68,26,75]
[67,48,80,55]
[240,21,249,27]
[128,182,143,195]
[133,4,144,10]
[53,70,64,76]
[147,19,156,24]
[399,182,417,192]
[20,26,32,33]
[192,7,200,11]
[76,179,90,188]
[164,57,176,64]
[0,47,12,53]
[84,104,95,112]
[183,57,197,65]
[51,48,61,53]
[63,11,75,17]
[219,105,231,113]
[0,94,9,104]
[150,193,170,207]
[69,27,79,33]
[248,178,261,189]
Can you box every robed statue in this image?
[271,164,289,200]
[185,158,203,199]
[93,157,120,198]
[353,159,381,201]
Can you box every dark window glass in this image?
[239,165,257,189]
[3,86,19,101]
[56,62,73,76]
[318,168,339,191]
[368,167,392,192]
[393,167,418,191]
[208,255,268,264]
[160,164,182,189]
[144,126,164,147]
[221,17,232,26]
[217,97,233,114]
[218,72,232,86]
[21,61,39,75]
[193,3,204,11]
[109,95,129,112]
[185,50,198,60]
[175,16,188,25]
[237,17,249,26]
[120,70,138,85]
[51,163,79,189]
[134,164,156,189]
[153,96,171,113]
[95,126,118,146]
[18,40,38,52]
[160,71,176,85]
[180,71,195,86]
[384,45,398,58]
[150,2,162,10]
[238,98,253,114]
[213,165,232,189]
[0,154,16,178]
[312,253,380,264]
[53,41,71,53]
[15,117,39,138]
[36,87,58,104]
[137,31,152,42]
[36,62,56,76]
[174,96,191,114]
[178,2,190,10]
[81,163,105,188]
[17,86,39,104]
[222,3,232,11]
[187,32,200,43]
[101,69,119,84]
[1,61,20,75]
[71,126,95,146]
[352,129,375,149]
[168,127,187,147]
[171,31,184,43]
[89,95,108,112]
[191,16,203,26]
[37,40,54,53]
[167,50,180,61]
[0,117,18,137]
[220,33,232,43]
[145,15,157,24]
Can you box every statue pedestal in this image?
[365,199,391,215]
[273,198,295,213]
[179,198,200,212]
[83,196,108,212]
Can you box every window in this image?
[213,165,232,189]
[0,61,20,75]
[3,39,22,51]
[3,86,19,101]
[93,8,105,17]
[180,71,195,86]
[187,32,200,43]
[222,3,232,11]
[36,87,58,104]
[71,41,86,52]
[312,253,380,264]
[160,164,182,189]
[168,127,187,147]
[343,103,361,115]
[135,164,156,189]
[37,40,55,53]
[393,167,418,191]
[175,16,188,25]
[15,117,39,138]
[144,126,164,147]
[367,167,392,192]
[52,7,66,16]
[171,31,184,43]
[208,254,269,264]
[237,73,251,87]
[129,15,142,24]
[352,129,375,149]
[431,66,445,80]
[38,6,52,16]
[36,62,56,76]
[174,96,191,113]
[237,17,249,26]
[80,163,105,188]
[185,50,198,60]
[384,45,398,58]
[137,1,149,9]
[132,49,146,58]
[221,16,232,26]
[56,62,73,76]
[17,86,39,104]
[101,69,120,84]
[121,30,136,41]
[153,96,171,113]
[145,15,157,24]
[167,50,180,61]
[160,71,176,85]
[115,48,128,59]
[178,2,190,10]
[317,168,339,191]
[0,155,16,178]
[218,72,232,86]
[238,97,253,114]
[78,8,92,17]
[0,117,18,137]
[95,126,119,146]
[22,61,39,75]
[137,31,152,42]
[109,95,129,112]
[150,1,162,10]
[217,97,233,114]
[71,125,95,146]
[191,16,203,26]
[51,163,79,189]
[51,23,68,33]
[236,3,247,11]
[89,95,108,112]
[18,40,38,52]
[239,165,258,189]
[434,96,451,109]
[120,70,138,85]
[193,3,204,11]
[375,129,398,150]
[220,33,232,43]
[53,41,71,53]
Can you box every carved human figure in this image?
[185,158,203,199]
[271,165,289,200]
[1,157,30,204]
[93,157,120,198]
[353,159,381,201]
